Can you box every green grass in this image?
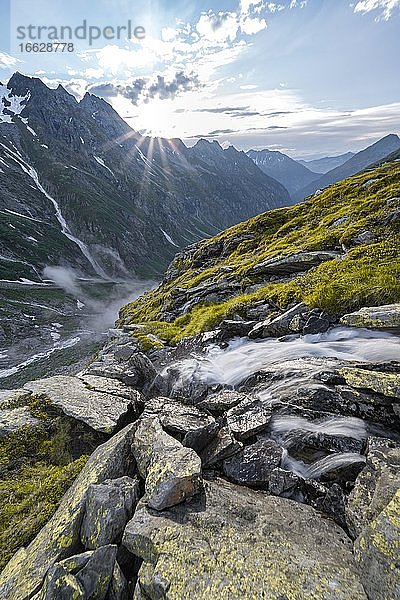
[119,162,400,343]
[0,396,103,570]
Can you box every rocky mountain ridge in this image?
[0,159,399,598]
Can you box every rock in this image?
[0,424,137,600]
[354,490,400,600]
[268,467,301,498]
[32,564,86,599]
[81,477,140,549]
[123,479,367,599]
[132,417,202,511]
[107,562,128,600]
[340,303,400,331]
[77,374,142,404]
[23,376,133,434]
[303,314,331,335]
[200,427,242,466]
[339,367,400,399]
[197,390,244,415]
[251,251,340,277]
[223,439,283,486]
[351,230,376,245]
[218,319,257,339]
[143,397,218,452]
[0,405,39,438]
[346,437,400,539]
[226,397,272,440]
[145,431,202,511]
[87,353,157,392]
[249,302,308,339]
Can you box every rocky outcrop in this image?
[251,251,341,277]
[123,479,367,599]
[340,304,400,331]
[339,367,400,401]
[23,376,137,434]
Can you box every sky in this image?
[0,0,399,158]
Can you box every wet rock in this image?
[302,480,346,528]
[81,477,140,549]
[340,303,400,331]
[218,319,257,340]
[249,302,308,339]
[143,397,218,452]
[268,467,301,498]
[123,478,367,599]
[303,314,331,335]
[197,390,244,415]
[346,437,400,539]
[145,431,202,511]
[23,376,133,434]
[0,424,137,600]
[200,427,242,466]
[223,439,283,486]
[251,251,340,277]
[339,367,400,400]
[317,454,367,483]
[226,397,272,440]
[354,489,400,600]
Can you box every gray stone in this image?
[249,302,308,339]
[226,397,272,440]
[303,314,331,335]
[223,439,283,486]
[197,390,244,415]
[106,562,128,600]
[268,467,301,498]
[131,416,163,478]
[0,424,137,600]
[81,477,141,549]
[346,437,400,539]
[143,397,218,452]
[66,545,117,600]
[218,319,257,339]
[23,376,133,434]
[200,426,242,466]
[0,406,39,437]
[340,303,400,331]
[32,564,86,599]
[77,374,142,404]
[122,479,367,599]
[251,251,340,276]
[339,367,400,399]
[354,490,400,600]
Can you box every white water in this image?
[282,450,366,479]
[163,327,400,391]
[0,143,108,279]
[270,415,367,448]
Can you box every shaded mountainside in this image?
[0,73,290,281]
[119,160,400,342]
[299,152,355,174]
[293,134,400,203]
[246,148,318,198]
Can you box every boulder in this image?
[132,417,202,511]
[81,477,141,549]
[0,424,137,600]
[302,314,331,335]
[354,490,400,600]
[197,390,244,415]
[223,439,283,486]
[200,427,242,466]
[249,302,308,339]
[87,353,157,392]
[268,467,301,498]
[77,375,142,404]
[145,431,202,511]
[143,397,218,452]
[226,397,272,440]
[346,437,400,539]
[123,479,367,599]
[107,562,128,600]
[340,304,400,331]
[251,251,340,277]
[218,319,257,340]
[23,376,133,434]
[339,367,400,400]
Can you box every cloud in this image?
[352,0,400,20]
[196,12,240,42]
[88,72,201,105]
[0,52,20,70]
[240,16,268,34]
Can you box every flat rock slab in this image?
[340,304,400,330]
[339,367,400,400]
[23,376,133,433]
[251,251,340,276]
[77,374,142,403]
[123,479,367,599]
[0,406,39,437]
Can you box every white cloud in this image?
[161,27,177,42]
[0,52,20,70]
[196,12,240,42]
[240,16,268,34]
[353,0,400,20]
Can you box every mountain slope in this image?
[293,134,400,202]
[119,160,400,343]
[0,73,290,281]
[246,148,318,198]
[299,152,354,174]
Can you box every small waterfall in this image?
[270,415,367,449]
[282,450,367,479]
[1,143,108,279]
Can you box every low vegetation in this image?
[119,162,400,344]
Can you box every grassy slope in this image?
[119,161,400,343]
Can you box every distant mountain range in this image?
[298,152,355,173]
[246,149,319,198]
[247,135,400,203]
[0,73,290,282]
